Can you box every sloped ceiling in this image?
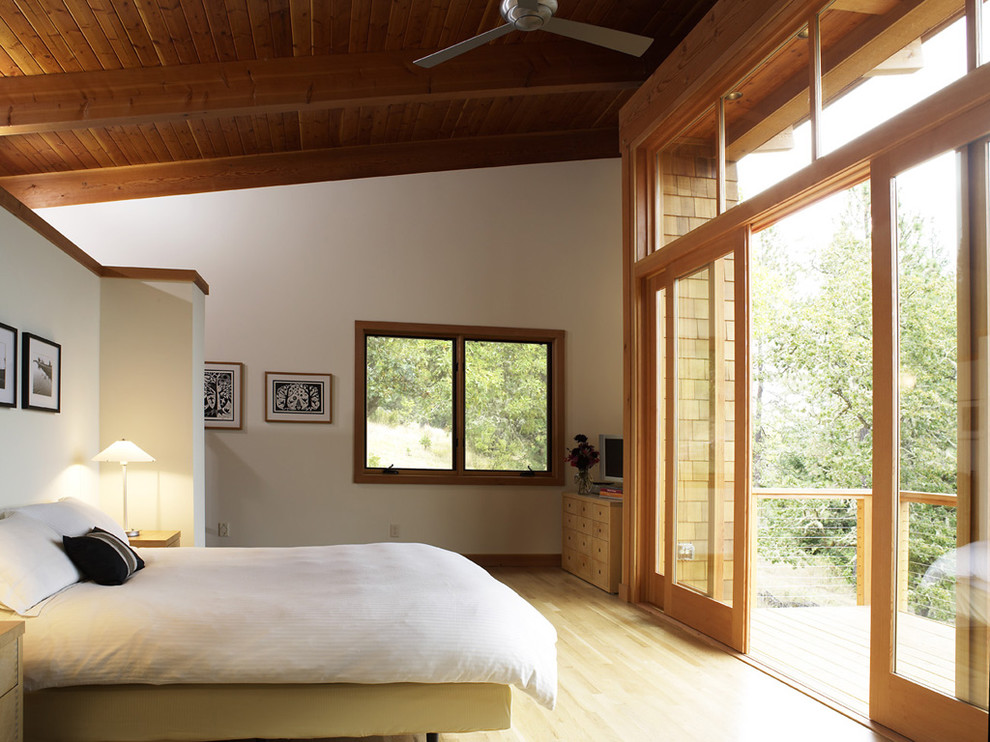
[0,1,716,207]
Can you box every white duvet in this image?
[21,543,557,708]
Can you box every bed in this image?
[0,498,558,742]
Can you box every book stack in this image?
[597,484,623,500]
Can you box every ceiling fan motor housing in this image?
[502,0,557,31]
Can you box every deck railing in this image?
[753,488,957,619]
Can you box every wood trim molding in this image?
[630,63,990,282]
[0,185,102,276]
[353,320,566,487]
[101,266,210,296]
[0,184,208,293]
[619,0,818,150]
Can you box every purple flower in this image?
[565,434,599,470]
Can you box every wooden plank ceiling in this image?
[0,0,716,208]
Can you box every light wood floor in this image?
[251,567,902,742]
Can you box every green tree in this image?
[753,184,958,619]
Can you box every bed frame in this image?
[25,681,512,741]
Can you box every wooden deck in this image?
[751,605,956,714]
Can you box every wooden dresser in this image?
[0,621,24,742]
[561,492,622,593]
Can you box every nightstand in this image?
[129,530,181,548]
[0,621,24,742]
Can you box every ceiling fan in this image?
[413,0,654,68]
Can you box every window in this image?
[354,321,565,485]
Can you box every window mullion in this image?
[454,335,466,475]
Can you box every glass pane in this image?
[751,185,873,492]
[749,184,873,712]
[674,256,735,604]
[820,0,966,155]
[894,150,964,699]
[658,106,718,248]
[656,286,667,576]
[365,336,453,470]
[983,0,989,66]
[464,340,549,472]
[728,29,812,204]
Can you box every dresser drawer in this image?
[591,503,612,523]
[561,549,592,580]
[0,686,17,742]
[591,537,610,563]
[563,512,592,535]
[0,641,16,698]
[593,521,614,540]
[563,529,591,556]
[590,560,612,591]
[564,496,592,517]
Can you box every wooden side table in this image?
[0,621,24,742]
[129,530,181,548]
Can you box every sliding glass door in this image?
[871,137,989,741]
[643,235,749,651]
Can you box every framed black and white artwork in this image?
[22,332,60,412]
[265,372,332,423]
[0,322,16,408]
[204,362,243,429]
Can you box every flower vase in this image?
[575,469,593,495]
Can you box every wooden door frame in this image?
[631,231,750,652]
[870,130,990,742]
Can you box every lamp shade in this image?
[92,439,155,464]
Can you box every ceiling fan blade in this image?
[414,23,515,68]
[543,17,653,57]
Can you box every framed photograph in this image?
[265,372,332,423]
[22,332,60,412]
[0,322,16,408]
[204,362,243,429]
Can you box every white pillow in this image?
[4,496,129,543]
[0,512,81,615]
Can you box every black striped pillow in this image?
[63,527,145,585]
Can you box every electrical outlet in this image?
[388,523,400,539]
[218,522,230,538]
[677,542,695,560]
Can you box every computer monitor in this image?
[598,434,623,483]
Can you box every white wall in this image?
[0,207,102,509]
[98,279,206,545]
[39,159,624,553]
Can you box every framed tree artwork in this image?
[204,362,243,429]
[265,372,332,423]
[0,322,16,408]
[22,332,60,412]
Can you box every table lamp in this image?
[92,439,155,537]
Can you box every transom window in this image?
[354,321,565,485]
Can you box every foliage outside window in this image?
[355,321,565,485]
[751,177,960,622]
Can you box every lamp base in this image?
[126,529,140,538]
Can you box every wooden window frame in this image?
[354,320,565,486]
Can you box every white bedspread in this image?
[21,543,557,708]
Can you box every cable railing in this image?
[898,491,958,625]
[753,488,958,623]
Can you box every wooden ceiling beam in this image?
[0,44,648,136]
[2,128,620,207]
